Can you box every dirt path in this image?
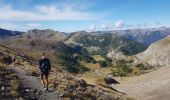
[11,66,62,100]
[114,66,170,100]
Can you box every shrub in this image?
[10,79,20,97]
[112,65,133,77]
[0,55,13,64]
[135,63,154,70]
[128,60,134,63]
[121,65,133,75]
[105,57,112,66]
[99,61,107,67]
[84,57,93,63]
[65,64,90,73]
[78,64,90,73]
[65,65,79,73]
[116,59,128,65]
[91,59,97,64]
[135,63,146,70]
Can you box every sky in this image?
[0,0,169,32]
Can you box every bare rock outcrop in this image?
[136,35,170,66]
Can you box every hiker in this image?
[11,56,17,67]
[12,56,16,63]
[39,53,51,91]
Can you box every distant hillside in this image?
[65,31,147,56]
[23,29,66,41]
[0,28,23,39]
[110,27,170,46]
[137,35,170,66]
[1,27,170,46]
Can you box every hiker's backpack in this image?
[40,61,49,70]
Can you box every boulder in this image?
[104,76,120,85]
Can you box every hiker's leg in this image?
[40,74,45,88]
[45,74,49,89]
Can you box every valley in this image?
[0,27,170,100]
[0,0,170,99]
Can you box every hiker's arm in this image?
[38,60,41,69]
[48,59,51,71]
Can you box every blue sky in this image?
[0,0,169,32]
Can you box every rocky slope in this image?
[136,35,170,66]
[3,38,94,73]
[0,42,130,100]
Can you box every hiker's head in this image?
[41,52,45,59]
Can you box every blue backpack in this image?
[40,61,49,69]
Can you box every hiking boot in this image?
[44,87,48,91]
[59,93,64,97]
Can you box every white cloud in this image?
[88,24,113,31]
[137,24,142,28]
[27,23,41,28]
[0,5,101,21]
[115,20,124,28]
[125,24,134,28]
[99,24,112,29]
[88,25,97,31]
[0,23,42,31]
[0,23,17,30]
[155,22,162,26]
[143,23,148,27]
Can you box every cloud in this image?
[0,5,101,21]
[0,23,27,31]
[87,21,164,32]
[137,24,142,28]
[88,25,97,31]
[0,22,42,31]
[88,24,113,31]
[143,23,148,27]
[115,20,124,28]
[124,24,134,28]
[0,23,17,30]
[99,24,112,29]
[93,20,125,30]
[27,23,41,28]
[155,22,162,26]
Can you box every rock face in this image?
[137,35,170,66]
[107,50,126,60]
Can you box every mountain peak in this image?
[25,29,66,41]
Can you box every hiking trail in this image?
[11,66,62,100]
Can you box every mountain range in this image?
[108,27,170,46]
[0,27,170,99]
[1,27,170,45]
[1,27,170,68]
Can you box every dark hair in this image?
[41,52,45,56]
